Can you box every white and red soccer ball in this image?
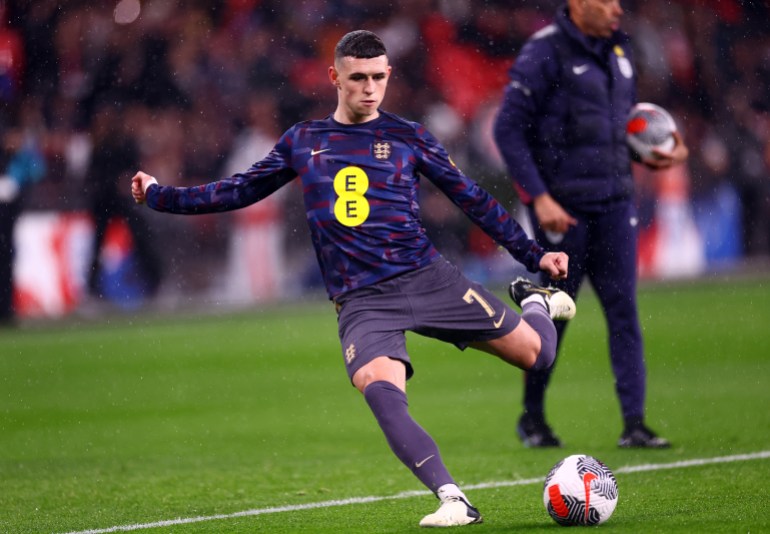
[626,102,677,160]
[543,454,619,526]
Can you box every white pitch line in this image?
[60,450,770,534]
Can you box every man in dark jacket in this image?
[494,0,688,448]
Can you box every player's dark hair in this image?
[335,30,387,60]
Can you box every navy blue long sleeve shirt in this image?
[146,111,544,298]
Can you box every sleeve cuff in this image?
[143,177,158,194]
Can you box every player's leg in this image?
[588,204,669,448]
[402,259,574,450]
[471,274,580,373]
[401,259,561,372]
[353,358,448,489]
[351,357,482,527]
[337,280,481,527]
[469,304,554,372]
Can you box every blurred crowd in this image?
[1,0,769,308]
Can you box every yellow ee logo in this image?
[333,166,370,227]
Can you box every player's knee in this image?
[485,323,543,370]
[352,356,406,393]
[529,331,556,371]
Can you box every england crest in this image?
[373,141,392,160]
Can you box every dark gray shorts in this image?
[335,258,521,382]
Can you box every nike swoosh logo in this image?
[415,454,435,469]
[582,472,597,522]
[572,64,589,75]
[310,148,330,156]
[493,310,506,329]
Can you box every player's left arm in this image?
[414,128,546,273]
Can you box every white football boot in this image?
[509,277,576,321]
[419,496,483,528]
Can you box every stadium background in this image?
[2,0,769,317]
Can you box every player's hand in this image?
[644,130,689,170]
[539,251,569,281]
[533,193,577,234]
[131,171,158,204]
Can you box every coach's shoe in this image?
[517,412,562,448]
[419,496,483,527]
[618,420,671,449]
[509,277,576,321]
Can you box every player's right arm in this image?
[131,171,156,204]
[133,130,297,214]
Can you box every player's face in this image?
[330,55,391,124]
[569,0,623,38]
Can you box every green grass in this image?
[1,277,769,533]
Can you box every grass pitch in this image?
[1,276,768,533]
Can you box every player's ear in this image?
[329,66,340,88]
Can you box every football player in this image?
[132,30,575,527]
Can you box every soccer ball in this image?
[626,102,677,160]
[543,454,619,526]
